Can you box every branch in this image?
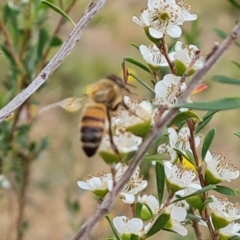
[70,20,240,240]
[0,0,107,122]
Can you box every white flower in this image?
[164,205,188,236]
[77,173,112,198]
[101,130,142,154]
[157,127,200,162]
[115,96,152,127]
[205,151,239,184]
[176,0,197,21]
[154,74,187,104]
[168,127,200,153]
[139,44,171,68]
[138,194,159,215]
[147,0,185,38]
[209,195,240,226]
[172,41,204,69]
[0,175,11,189]
[164,161,198,191]
[115,163,148,204]
[113,216,151,239]
[219,222,240,238]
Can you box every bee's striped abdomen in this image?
[80,105,106,157]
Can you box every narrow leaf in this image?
[155,162,165,205]
[214,185,236,196]
[174,97,240,111]
[105,216,121,240]
[146,213,170,238]
[231,60,240,69]
[143,153,170,162]
[212,75,240,85]
[213,28,227,39]
[51,36,62,47]
[167,110,202,127]
[196,110,218,133]
[125,57,152,73]
[129,73,155,94]
[203,197,213,205]
[234,131,240,138]
[202,128,216,160]
[173,185,216,203]
[228,0,240,9]
[130,42,139,50]
[41,0,76,26]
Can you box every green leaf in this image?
[173,185,216,203]
[125,57,152,73]
[228,0,240,9]
[203,197,213,206]
[130,42,139,50]
[143,153,170,162]
[136,202,143,218]
[37,28,49,60]
[167,110,202,127]
[231,60,240,69]
[213,28,227,39]
[146,213,170,238]
[214,185,236,196]
[202,128,216,160]
[212,75,240,85]
[41,0,76,26]
[196,110,218,133]
[51,36,62,47]
[173,148,192,163]
[213,28,240,47]
[155,162,165,205]
[229,236,240,240]
[234,131,240,138]
[129,73,155,94]
[105,216,121,240]
[186,213,202,221]
[174,97,240,111]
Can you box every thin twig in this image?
[70,20,240,240]
[0,0,108,122]
[191,209,202,240]
[160,37,176,74]
[38,0,78,71]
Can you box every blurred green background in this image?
[1,0,240,239]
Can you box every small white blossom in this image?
[172,41,205,69]
[115,163,148,204]
[164,161,198,191]
[138,194,159,215]
[176,0,197,21]
[101,130,142,154]
[209,195,240,224]
[113,216,151,239]
[205,151,239,183]
[0,175,11,189]
[154,74,187,104]
[77,173,112,198]
[169,127,200,153]
[139,44,172,68]
[115,96,152,127]
[164,205,188,236]
[219,222,240,238]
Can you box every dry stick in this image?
[71,21,240,240]
[0,0,107,122]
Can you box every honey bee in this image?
[39,74,133,157]
[80,74,130,157]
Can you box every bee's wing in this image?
[39,97,86,114]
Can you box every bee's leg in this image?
[120,101,145,121]
[106,110,120,186]
[106,110,119,156]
